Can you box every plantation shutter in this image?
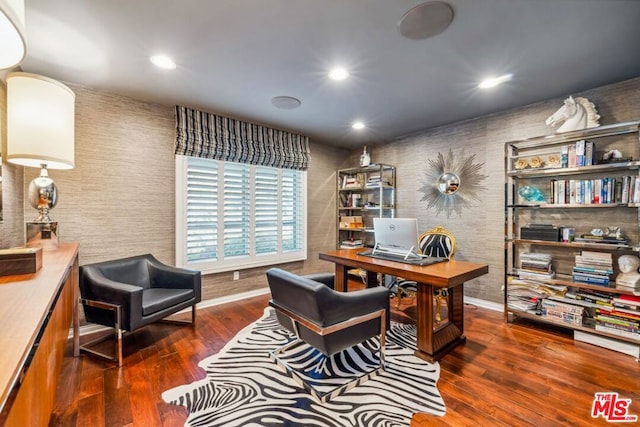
[255,166,279,255]
[185,158,218,262]
[282,168,303,252]
[223,162,251,257]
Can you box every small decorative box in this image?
[0,247,43,277]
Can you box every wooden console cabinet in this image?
[0,243,79,426]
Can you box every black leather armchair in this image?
[79,254,201,365]
[266,268,389,402]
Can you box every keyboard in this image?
[357,250,448,266]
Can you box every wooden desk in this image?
[319,248,488,362]
[0,243,79,426]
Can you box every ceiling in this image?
[20,0,640,148]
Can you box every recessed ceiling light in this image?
[328,67,349,81]
[478,73,513,89]
[352,121,365,130]
[150,54,176,70]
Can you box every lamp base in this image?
[26,221,59,249]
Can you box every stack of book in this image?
[340,239,363,249]
[365,175,390,188]
[516,252,555,280]
[572,250,613,286]
[540,298,585,326]
[594,295,640,340]
[612,294,640,311]
[507,278,566,312]
[573,233,627,245]
[562,139,595,168]
[342,176,362,189]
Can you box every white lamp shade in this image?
[0,0,26,69]
[7,72,76,170]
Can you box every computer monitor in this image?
[372,217,419,258]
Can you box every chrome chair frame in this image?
[269,300,386,403]
[79,299,196,366]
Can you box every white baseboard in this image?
[464,296,503,312]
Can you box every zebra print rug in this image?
[162,308,445,426]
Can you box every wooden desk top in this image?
[0,243,79,413]
[319,248,489,287]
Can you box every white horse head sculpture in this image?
[545,96,600,133]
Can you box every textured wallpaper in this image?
[2,76,639,306]
[16,83,347,302]
[363,77,640,303]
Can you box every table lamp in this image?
[6,72,75,248]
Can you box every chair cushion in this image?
[142,288,194,316]
[420,234,453,258]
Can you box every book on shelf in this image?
[597,306,640,321]
[595,324,640,340]
[612,294,640,309]
[574,236,628,245]
[520,252,552,261]
[594,312,639,330]
[579,250,612,260]
[548,295,599,309]
[515,269,556,280]
[550,175,640,205]
[507,298,539,312]
[342,176,362,189]
[609,305,640,316]
[542,299,585,315]
[572,266,614,275]
[574,291,613,306]
[575,139,585,167]
[572,272,610,286]
[541,299,584,326]
[509,277,566,292]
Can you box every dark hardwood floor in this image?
[50,283,639,427]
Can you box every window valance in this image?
[174,106,310,170]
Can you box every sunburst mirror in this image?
[418,148,488,218]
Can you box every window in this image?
[176,155,307,273]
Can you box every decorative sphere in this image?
[437,172,460,194]
[28,180,58,211]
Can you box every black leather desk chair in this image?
[266,267,389,402]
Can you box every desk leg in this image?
[334,264,349,292]
[415,282,435,356]
[365,271,377,288]
[448,284,464,335]
[415,282,466,363]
